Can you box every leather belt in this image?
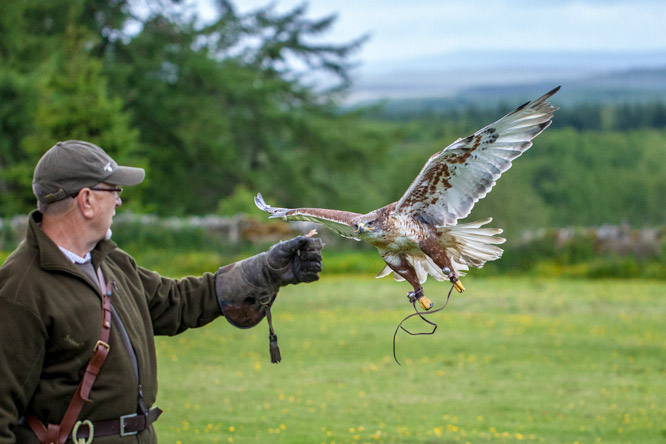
[69,407,162,440]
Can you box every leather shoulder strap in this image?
[27,268,113,444]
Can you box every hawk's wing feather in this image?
[394,86,560,225]
[254,193,361,240]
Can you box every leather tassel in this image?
[265,306,281,363]
[269,333,281,364]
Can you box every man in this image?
[0,140,322,444]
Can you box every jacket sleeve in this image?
[0,299,46,443]
[136,265,222,336]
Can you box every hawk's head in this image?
[353,212,383,240]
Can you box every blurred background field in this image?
[151,275,666,444]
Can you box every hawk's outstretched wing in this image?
[394,86,560,226]
[254,193,362,240]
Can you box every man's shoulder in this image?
[0,241,43,305]
[106,246,138,268]
[0,240,37,279]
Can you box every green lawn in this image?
[153,275,666,444]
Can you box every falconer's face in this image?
[88,183,122,240]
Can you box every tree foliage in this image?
[103,5,377,215]
[0,0,664,236]
[1,0,138,214]
[0,0,382,216]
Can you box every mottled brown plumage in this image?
[255,87,560,309]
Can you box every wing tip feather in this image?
[510,85,561,116]
[254,193,268,211]
[544,85,562,99]
[254,192,286,218]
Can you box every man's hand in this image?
[267,236,323,286]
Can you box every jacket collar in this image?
[26,210,117,273]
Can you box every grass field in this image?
[152,275,666,444]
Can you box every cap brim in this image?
[105,165,145,186]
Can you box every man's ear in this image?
[76,188,95,219]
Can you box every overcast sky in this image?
[195,0,666,100]
[215,0,666,65]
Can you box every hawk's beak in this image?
[355,223,374,234]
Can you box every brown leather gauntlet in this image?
[215,236,322,362]
[215,252,278,329]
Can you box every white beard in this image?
[105,209,116,240]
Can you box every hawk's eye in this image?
[367,221,373,226]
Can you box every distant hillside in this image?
[353,66,666,113]
[373,67,666,117]
[460,67,666,105]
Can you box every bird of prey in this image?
[255,87,560,310]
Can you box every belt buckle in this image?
[94,340,110,352]
[120,413,139,437]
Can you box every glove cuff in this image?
[215,254,278,329]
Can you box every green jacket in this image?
[0,211,222,443]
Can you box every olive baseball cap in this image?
[32,140,145,204]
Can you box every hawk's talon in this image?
[449,274,465,293]
[418,296,434,311]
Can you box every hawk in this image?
[255,87,560,310]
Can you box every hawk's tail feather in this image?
[438,218,505,269]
